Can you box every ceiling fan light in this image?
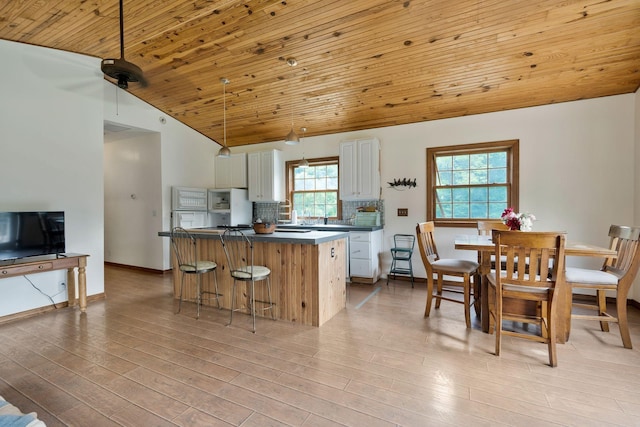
[285,128,299,145]
[217,146,231,158]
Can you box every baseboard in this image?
[350,276,377,284]
[0,292,107,325]
[105,262,168,274]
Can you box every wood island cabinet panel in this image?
[170,236,347,326]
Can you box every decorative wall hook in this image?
[388,178,417,190]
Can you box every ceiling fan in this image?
[101,0,147,89]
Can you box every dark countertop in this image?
[158,228,349,245]
[274,224,383,232]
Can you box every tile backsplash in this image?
[254,200,384,226]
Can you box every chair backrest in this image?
[492,230,567,289]
[477,220,509,235]
[170,227,200,270]
[393,234,415,252]
[220,228,255,278]
[416,222,439,268]
[604,225,640,286]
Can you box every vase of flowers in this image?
[501,207,536,231]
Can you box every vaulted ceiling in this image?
[1,0,639,147]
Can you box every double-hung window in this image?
[427,140,519,227]
[286,157,340,219]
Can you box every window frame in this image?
[285,156,342,220]
[426,139,519,228]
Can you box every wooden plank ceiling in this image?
[1,0,639,147]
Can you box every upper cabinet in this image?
[339,138,380,200]
[248,149,284,202]
[215,153,247,188]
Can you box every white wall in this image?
[230,94,638,297]
[104,132,163,269]
[0,41,105,316]
[103,82,218,271]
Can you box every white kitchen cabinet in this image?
[348,229,383,283]
[339,138,380,200]
[248,149,284,202]
[215,153,247,188]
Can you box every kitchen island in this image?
[159,228,348,326]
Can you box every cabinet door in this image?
[248,150,284,202]
[350,259,373,277]
[215,156,232,189]
[248,152,262,201]
[356,139,380,200]
[215,153,247,188]
[339,141,358,200]
[339,139,380,200]
[260,150,275,201]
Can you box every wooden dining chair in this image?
[566,225,640,349]
[487,230,566,367]
[477,220,510,236]
[477,220,510,268]
[416,222,480,328]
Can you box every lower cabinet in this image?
[349,229,383,283]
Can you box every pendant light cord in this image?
[223,80,227,148]
[289,77,293,129]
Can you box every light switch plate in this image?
[398,208,408,216]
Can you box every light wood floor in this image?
[1,265,640,426]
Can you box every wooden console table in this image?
[0,253,89,312]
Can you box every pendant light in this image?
[217,77,231,158]
[299,127,309,168]
[284,58,299,145]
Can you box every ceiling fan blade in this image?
[22,47,102,94]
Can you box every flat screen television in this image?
[0,211,65,262]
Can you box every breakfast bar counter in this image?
[159,228,348,326]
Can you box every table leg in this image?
[78,265,87,313]
[479,250,491,333]
[67,267,77,307]
[554,280,571,344]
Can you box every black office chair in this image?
[220,228,275,333]
[170,227,220,319]
[387,234,416,287]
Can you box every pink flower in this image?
[500,207,536,231]
[501,207,514,218]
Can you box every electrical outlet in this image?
[397,208,408,216]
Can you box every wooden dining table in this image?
[454,234,617,343]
